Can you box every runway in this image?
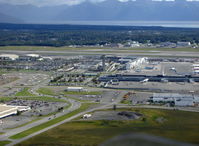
[1,49,199,58]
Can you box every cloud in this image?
[0,0,198,6]
[0,0,107,6]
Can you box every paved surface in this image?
[0,72,81,143]
[0,69,199,145]
[0,98,80,141]
[6,102,199,146]
[6,91,126,146]
[1,88,199,145]
[1,49,199,57]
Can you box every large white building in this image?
[0,54,19,61]
[0,104,31,119]
[66,87,84,92]
[177,42,191,47]
[126,57,148,70]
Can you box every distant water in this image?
[29,21,199,28]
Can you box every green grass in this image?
[64,91,102,95]
[15,88,66,102]
[10,103,94,140]
[18,96,66,102]
[37,88,57,96]
[0,97,13,102]
[18,108,199,145]
[37,88,94,102]
[0,141,11,146]
[120,100,132,104]
[15,88,36,97]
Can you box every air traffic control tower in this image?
[101,55,106,71]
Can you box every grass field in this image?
[0,141,11,146]
[18,96,66,102]
[0,97,13,102]
[18,108,199,145]
[37,88,93,102]
[10,103,95,140]
[37,88,57,96]
[64,91,102,95]
[120,100,132,104]
[15,88,36,97]
[14,88,66,102]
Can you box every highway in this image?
[1,72,199,145]
[7,100,199,146]
[0,98,80,141]
[6,91,125,146]
[0,73,81,143]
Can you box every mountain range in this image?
[0,0,199,23]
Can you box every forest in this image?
[0,23,199,47]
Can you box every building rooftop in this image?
[0,54,19,60]
[26,54,40,58]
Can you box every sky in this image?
[0,0,199,6]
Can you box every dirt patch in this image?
[82,111,142,121]
[155,117,167,123]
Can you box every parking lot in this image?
[0,99,67,129]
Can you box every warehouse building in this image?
[0,54,19,61]
[18,54,40,61]
[66,87,85,92]
[152,93,199,106]
[0,104,31,119]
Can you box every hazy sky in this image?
[0,0,199,6]
[0,0,105,6]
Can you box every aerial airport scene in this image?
[0,0,199,146]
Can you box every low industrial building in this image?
[0,104,31,119]
[18,54,40,61]
[0,54,19,61]
[66,87,84,92]
[177,42,191,47]
[152,93,199,106]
